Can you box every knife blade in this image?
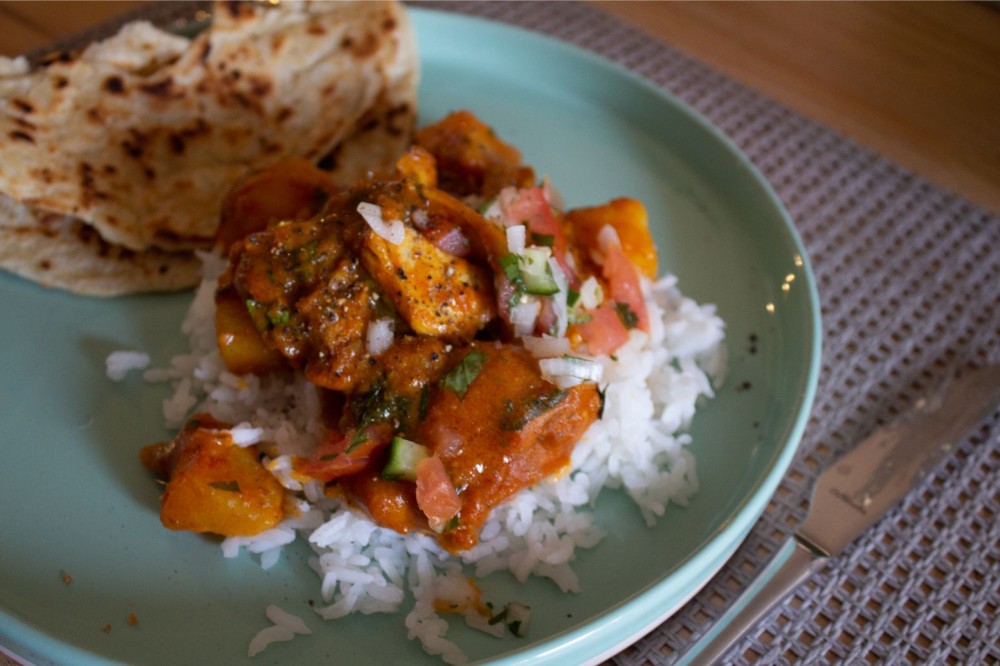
[675,363,1000,666]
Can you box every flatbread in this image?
[0,0,417,294]
[0,193,201,296]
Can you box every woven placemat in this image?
[25,2,999,664]
[413,2,1000,665]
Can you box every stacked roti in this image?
[0,0,417,295]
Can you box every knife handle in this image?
[675,537,828,666]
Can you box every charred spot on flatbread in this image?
[0,0,418,296]
[0,194,201,296]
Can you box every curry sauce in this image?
[142,111,656,553]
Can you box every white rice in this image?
[134,251,726,662]
[105,350,150,381]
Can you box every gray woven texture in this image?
[414,2,1000,665]
[413,2,1000,664]
[37,2,999,664]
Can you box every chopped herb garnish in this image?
[346,428,369,452]
[418,385,432,421]
[245,298,267,330]
[348,379,411,449]
[246,299,293,330]
[209,480,240,492]
[501,388,569,431]
[566,289,581,308]
[614,302,639,329]
[442,349,487,398]
[530,232,555,247]
[267,308,291,327]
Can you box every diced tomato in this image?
[601,242,649,331]
[415,454,462,531]
[505,188,575,281]
[570,302,630,356]
[296,425,392,482]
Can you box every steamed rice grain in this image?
[136,252,725,661]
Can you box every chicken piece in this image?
[414,110,535,202]
[140,414,284,537]
[394,145,438,188]
[361,224,496,341]
[295,258,380,392]
[417,342,601,552]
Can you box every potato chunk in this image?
[566,198,658,279]
[214,288,288,375]
[142,415,284,537]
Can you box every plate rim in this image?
[0,6,822,666]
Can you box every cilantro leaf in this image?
[442,349,487,398]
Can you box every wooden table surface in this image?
[0,2,998,664]
[1,0,998,215]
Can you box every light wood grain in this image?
[595,1,1000,214]
[0,1,998,212]
[0,2,997,665]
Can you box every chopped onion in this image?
[506,224,526,254]
[481,198,503,222]
[521,335,572,358]
[502,602,532,638]
[510,299,541,336]
[578,276,603,309]
[357,201,404,245]
[411,208,429,229]
[366,317,395,356]
[433,226,471,257]
[539,355,603,385]
[596,224,622,254]
[547,256,569,338]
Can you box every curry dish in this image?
[142,111,657,554]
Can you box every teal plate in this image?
[0,8,821,666]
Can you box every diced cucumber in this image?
[381,436,429,481]
[519,247,559,295]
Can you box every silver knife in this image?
[675,363,1000,666]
